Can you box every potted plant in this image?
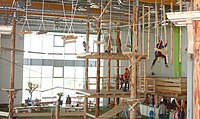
[25,82,38,106]
[57,92,63,106]
[27,82,39,99]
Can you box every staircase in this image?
[96,102,128,119]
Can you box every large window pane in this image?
[64,67,75,78]
[53,67,63,78]
[54,35,64,47]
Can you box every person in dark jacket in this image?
[66,95,71,105]
[180,107,185,119]
[151,36,168,68]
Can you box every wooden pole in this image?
[163,5,168,64]
[55,101,60,119]
[194,1,200,118]
[179,0,182,63]
[147,6,151,59]
[115,29,120,107]
[135,6,138,51]
[142,4,145,55]
[95,20,101,118]
[115,60,120,106]
[170,1,174,64]
[84,18,90,118]
[106,59,111,91]
[8,17,16,119]
[155,4,159,41]
[130,1,137,118]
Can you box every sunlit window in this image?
[22,32,104,103]
[54,35,64,47]
[53,67,64,78]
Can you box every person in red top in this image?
[123,67,130,91]
[116,33,122,53]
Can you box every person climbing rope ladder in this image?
[151,36,168,68]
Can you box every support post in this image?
[193,7,200,117]
[170,2,174,64]
[106,59,111,91]
[147,6,151,59]
[163,4,168,64]
[155,4,159,40]
[84,18,90,118]
[55,101,60,119]
[130,1,137,118]
[95,20,101,118]
[179,0,182,63]
[115,60,120,106]
[8,17,16,119]
[115,29,120,106]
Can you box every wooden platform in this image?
[140,77,187,99]
[14,112,84,117]
[77,52,147,60]
[75,89,130,98]
[96,102,128,119]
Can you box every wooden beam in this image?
[142,4,145,55]
[107,59,111,91]
[147,6,151,59]
[84,18,89,119]
[95,21,101,118]
[170,1,174,64]
[98,0,112,20]
[130,0,137,118]
[0,10,129,24]
[194,0,200,118]
[0,0,72,11]
[55,101,60,119]
[136,0,177,5]
[15,112,84,117]
[8,17,16,119]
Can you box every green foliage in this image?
[57,92,63,98]
[27,82,39,99]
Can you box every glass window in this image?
[54,35,64,47]
[64,67,74,78]
[53,67,64,78]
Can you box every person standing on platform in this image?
[116,33,122,53]
[119,74,124,90]
[66,95,71,105]
[123,67,130,91]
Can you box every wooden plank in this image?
[156,87,181,92]
[77,53,130,60]
[156,82,181,87]
[96,102,128,119]
[0,111,9,117]
[136,0,176,5]
[15,112,84,117]
[86,113,95,118]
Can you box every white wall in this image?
[0,26,24,104]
